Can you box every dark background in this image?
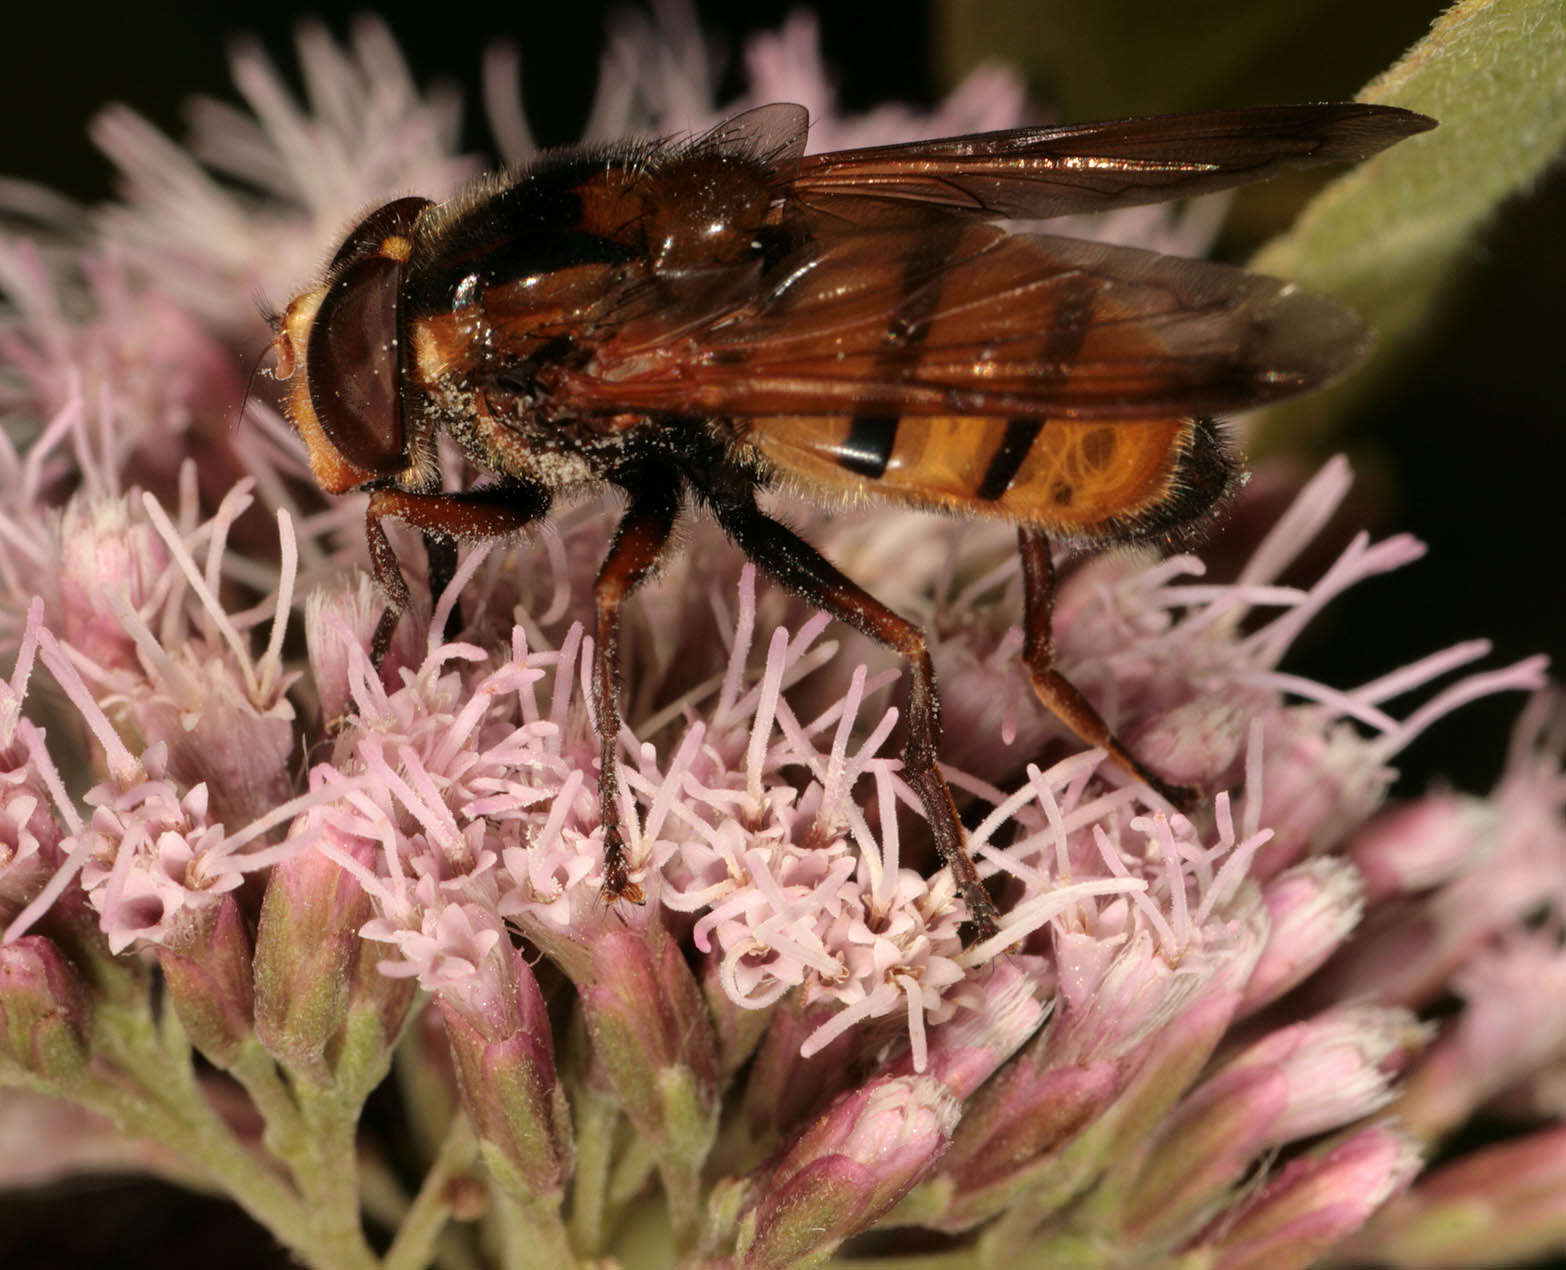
[0,3,1561,1262]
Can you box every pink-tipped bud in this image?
[439,944,572,1200]
[1344,1124,1566,1267]
[1213,1005,1426,1144]
[743,997,865,1140]
[0,936,91,1081]
[1127,1005,1424,1244]
[55,494,171,675]
[1350,793,1493,902]
[1396,933,1566,1142]
[1202,1123,1422,1270]
[932,1060,1122,1232]
[1128,691,1253,790]
[253,832,392,1086]
[1239,858,1365,1016]
[156,894,254,1067]
[892,958,1049,1100]
[737,1075,959,1268]
[580,926,718,1163]
[1249,715,1394,882]
[305,576,419,722]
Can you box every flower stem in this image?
[230,1040,306,1159]
[569,1087,618,1254]
[384,1117,481,1270]
[608,1131,659,1206]
[658,1158,703,1254]
[493,1187,578,1269]
[294,1079,380,1269]
[62,1003,319,1263]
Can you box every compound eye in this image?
[307,253,408,476]
[328,196,430,272]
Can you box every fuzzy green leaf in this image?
[1250,0,1566,449]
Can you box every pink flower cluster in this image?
[0,11,1560,1270]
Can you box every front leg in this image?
[423,532,460,641]
[703,485,1000,942]
[593,480,682,905]
[365,482,551,663]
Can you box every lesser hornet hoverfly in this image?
[271,101,1434,939]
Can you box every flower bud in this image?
[305,575,420,722]
[1207,1124,1422,1270]
[743,997,864,1140]
[1342,1125,1566,1268]
[439,944,572,1200]
[0,936,90,1081]
[1126,1005,1423,1245]
[55,494,170,675]
[736,1075,959,1268]
[1128,691,1253,790]
[892,957,1049,1099]
[129,651,296,828]
[253,832,376,1085]
[929,1059,1122,1232]
[1349,792,1493,902]
[1395,934,1566,1142]
[579,926,718,1164]
[1248,713,1394,882]
[1239,858,1364,1016]
[156,894,253,1067]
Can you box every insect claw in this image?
[370,605,402,667]
[961,885,1002,944]
[1141,773,1203,817]
[600,825,646,906]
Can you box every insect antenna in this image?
[232,295,286,430]
[232,338,279,432]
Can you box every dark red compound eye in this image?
[308,198,431,477]
[307,255,409,475]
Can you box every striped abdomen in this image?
[747,415,1236,545]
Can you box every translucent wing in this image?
[778,103,1434,222]
[540,220,1365,421]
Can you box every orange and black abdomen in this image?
[748,415,1237,546]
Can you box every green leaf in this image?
[1250,0,1566,449]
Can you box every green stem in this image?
[569,1088,618,1255]
[294,1080,379,1270]
[493,1187,579,1270]
[384,1118,481,1270]
[608,1132,659,1207]
[79,1000,334,1262]
[658,1158,703,1256]
[70,1067,312,1259]
[230,1041,306,1160]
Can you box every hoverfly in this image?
[271,100,1433,939]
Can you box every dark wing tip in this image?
[1242,278,1373,400]
[1311,103,1438,161]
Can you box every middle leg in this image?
[708,490,1000,941]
